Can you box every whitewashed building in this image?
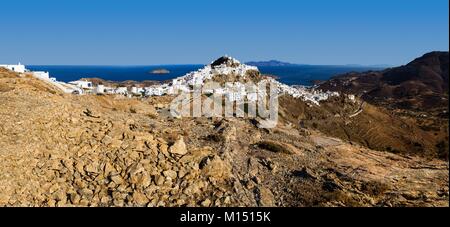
[32,71,50,80]
[0,63,26,73]
[144,87,165,96]
[95,85,105,94]
[347,94,356,103]
[115,87,128,95]
[69,80,93,89]
[131,87,144,95]
[104,86,115,94]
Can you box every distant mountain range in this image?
[245,60,296,67]
[246,60,390,68]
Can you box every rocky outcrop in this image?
[150,69,170,75]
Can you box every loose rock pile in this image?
[0,75,236,207]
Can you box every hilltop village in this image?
[1,56,340,106]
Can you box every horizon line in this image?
[21,63,393,68]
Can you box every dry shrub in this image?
[257,140,294,154]
[361,181,390,196]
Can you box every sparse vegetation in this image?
[257,140,294,154]
[361,181,390,196]
[0,56,448,207]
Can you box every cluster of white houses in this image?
[0,63,159,96]
[149,56,340,105]
[53,56,269,100]
[2,57,341,106]
[66,80,166,96]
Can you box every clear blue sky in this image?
[0,0,448,66]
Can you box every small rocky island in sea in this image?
[150,69,170,74]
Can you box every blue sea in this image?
[27,65,383,86]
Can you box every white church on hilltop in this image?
[0,63,26,73]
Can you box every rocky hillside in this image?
[317,52,449,160]
[0,67,448,207]
[319,51,449,112]
[279,95,448,160]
